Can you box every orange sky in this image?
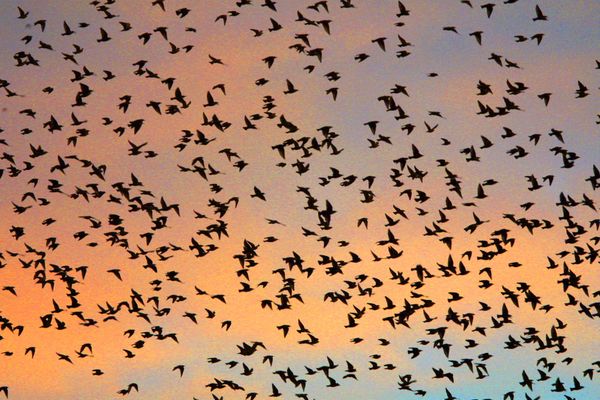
[0,0,598,399]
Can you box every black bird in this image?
[533,5,548,21]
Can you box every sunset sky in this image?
[0,0,598,399]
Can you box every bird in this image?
[481,3,495,18]
[538,92,552,106]
[97,28,111,42]
[469,31,483,45]
[533,5,548,21]
[17,6,29,19]
[172,364,185,377]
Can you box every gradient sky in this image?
[0,0,598,399]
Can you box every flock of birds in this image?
[0,0,598,399]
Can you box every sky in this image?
[0,0,598,399]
